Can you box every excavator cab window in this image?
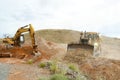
[20,35,25,44]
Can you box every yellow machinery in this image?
[68,31,101,56]
[3,24,39,55]
[80,31,101,56]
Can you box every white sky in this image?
[0,0,120,38]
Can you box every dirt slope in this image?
[100,36,120,60]
[25,29,80,44]
[30,29,120,60]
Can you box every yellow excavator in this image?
[3,24,40,56]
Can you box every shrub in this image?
[50,74,68,80]
[47,61,52,66]
[39,62,46,68]
[50,62,58,74]
[68,64,79,71]
[27,59,33,64]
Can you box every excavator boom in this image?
[2,24,39,55]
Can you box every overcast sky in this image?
[0,0,120,38]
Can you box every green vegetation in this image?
[50,62,58,74]
[38,74,68,80]
[50,74,68,80]
[38,61,88,80]
[39,62,46,68]
[27,59,33,64]
[68,63,79,72]
[38,61,53,69]
[39,61,66,74]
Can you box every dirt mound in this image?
[0,46,33,59]
[64,48,93,64]
[36,37,67,61]
[80,58,120,80]
[0,37,67,61]
[64,50,120,80]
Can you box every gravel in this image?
[0,63,11,80]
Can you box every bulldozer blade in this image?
[67,44,94,55]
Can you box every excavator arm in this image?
[3,24,39,55]
[13,24,37,47]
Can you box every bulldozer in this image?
[67,31,101,56]
[2,24,40,57]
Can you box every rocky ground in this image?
[0,58,50,80]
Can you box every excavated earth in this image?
[65,51,120,80]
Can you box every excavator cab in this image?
[19,34,25,44]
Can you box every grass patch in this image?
[39,62,46,68]
[50,62,58,74]
[27,59,33,64]
[50,74,68,80]
[38,74,68,80]
[38,61,87,80]
[38,61,52,69]
[68,63,79,72]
